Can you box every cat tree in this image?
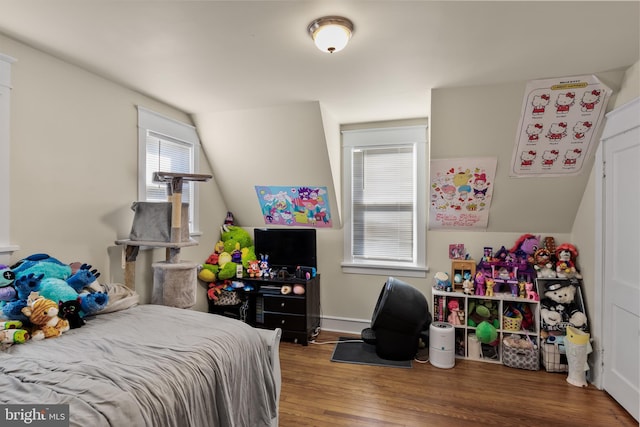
[116,172,211,308]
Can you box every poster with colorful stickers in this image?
[429,157,497,230]
[254,185,332,227]
[510,74,611,177]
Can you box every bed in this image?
[0,302,281,427]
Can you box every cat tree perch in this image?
[116,172,212,309]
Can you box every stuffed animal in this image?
[447,300,462,325]
[540,281,587,330]
[555,243,582,279]
[434,271,451,292]
[0,320,30,346]
[258,254,272,279]
[2,254,108,321]
[21,292,70,340]
[509,234,540,263]
[213,225,258,280]
[533,248,556,278]
[247,259,260,278]
[58,299,85,329]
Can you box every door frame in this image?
[593,97,640,391]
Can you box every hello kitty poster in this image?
[429,157,497,230]
[510,74,611,177]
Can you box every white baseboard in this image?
[320,315,370,335]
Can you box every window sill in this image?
[341,262,429,278]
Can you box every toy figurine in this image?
[525,282,539,301]
[518,281,526,298]
[474,271,486,296]
[485,278,495,297]
[462,272,474,295]
[258,254,271,278]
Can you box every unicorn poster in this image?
[254,185,332,227]
[429,157,497,230]
[510,74,611,177]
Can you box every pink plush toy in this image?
[447,300,462,326]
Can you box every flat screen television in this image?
[254,228,317,271]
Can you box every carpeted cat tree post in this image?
[116,172,211,309]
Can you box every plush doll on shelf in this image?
[555,243,582,279]
[540,281,587,331]
[509,233,541,264]
[447,300,462,325]
[533,247,556,278]
[462,272,474,295]
[21,292,70,340]
[434,271,451,292]
[258,254,272,278]
[247,259,261,278]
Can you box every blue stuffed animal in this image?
[2,254,108,321]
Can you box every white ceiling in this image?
[0,1,638,125]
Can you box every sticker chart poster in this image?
[510,74,611,177]
[254,186,332,227]
[429,158,497,230]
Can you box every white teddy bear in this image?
[540,282,587,330]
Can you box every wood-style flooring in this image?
[277,330,636,427]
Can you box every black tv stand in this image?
[240,274,320,345]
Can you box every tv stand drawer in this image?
[263,295,305,314]
[263,312,306,331]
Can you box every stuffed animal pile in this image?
[198,222,259,303]
[0,253,109,347]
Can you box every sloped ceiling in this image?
[0,1,638,230]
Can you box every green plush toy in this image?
[476,321,498,344]
[218,224,257,278]
[220,225,253,252]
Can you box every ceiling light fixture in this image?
[307,16,354,53]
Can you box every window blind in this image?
[145,131,193,205]
[351,145,415,262]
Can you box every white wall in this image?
[1,34,228,312]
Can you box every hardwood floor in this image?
[278,331,636,427]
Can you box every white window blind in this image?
[137,106,200,233]
[352,145,414,262]
[145,132,193,204]
[342,125,427,277]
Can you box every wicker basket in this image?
[503,309,523,331]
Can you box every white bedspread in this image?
[0,304,277,427]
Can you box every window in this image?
[342,125,427,277]
[137,106,201,234]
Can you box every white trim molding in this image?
[0,53,19,265]
[320,315,370,335]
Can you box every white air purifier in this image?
[430,322,455,369]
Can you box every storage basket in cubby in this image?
[503,309,523,331]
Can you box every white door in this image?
[601,98,639,421]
